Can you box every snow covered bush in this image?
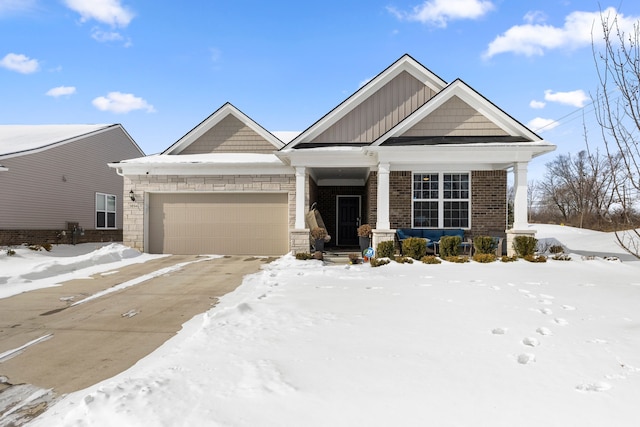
[402,237,427,260]
[394,256,413,264]
[369,257,390,267]
[439,236,461,257]
[376,240,395,258]
[421,255,441,264]
[513,236,538,257]
[473,236,497,255]
[472,253,497,263]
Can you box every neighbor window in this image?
[96,193,116,229]
[412,173,470,228]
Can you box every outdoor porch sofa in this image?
[396,228,471,255]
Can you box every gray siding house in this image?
[111,54,555,256]
[0,124,144,245]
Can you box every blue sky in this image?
[2,0,640,180]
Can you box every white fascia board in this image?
[368,143,555,166]
[109,161,293,176]
[166,104,283,154]
[371,81,541,146]
[278,147,377,168]
[288,56,447,146]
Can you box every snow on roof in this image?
[120,153,285,165]
[271,131,300,144]
[0,124,112,157]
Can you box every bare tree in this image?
[538,150,621,229]
[592,10,640,257]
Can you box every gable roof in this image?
[283,54,447,149]
[163,102,284,154]
[372,79,541,146]
[0,124,126,158]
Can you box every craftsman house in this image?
[0,124,144,245]
[110,54,555,256]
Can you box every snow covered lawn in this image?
[6,225,640,426]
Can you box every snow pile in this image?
[0,243,165,299]
[31,225,640,427]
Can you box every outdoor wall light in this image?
[129,189,136,201]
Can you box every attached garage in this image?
[148,193,289,255]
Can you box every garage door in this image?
[148,193,289,255]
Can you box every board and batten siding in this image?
[0,127,142,230]
[310,71,435,143]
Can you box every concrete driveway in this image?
[0,254,270,424]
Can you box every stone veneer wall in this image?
[123,174,296,252]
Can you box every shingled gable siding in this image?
[310,71,435,144]
[179,115,277,154]
[122,174,296,252]
[403,96,509,137]
[365,170,506,235]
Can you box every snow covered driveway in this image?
[0,254,269,425]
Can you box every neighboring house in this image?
[0,124,144,245]
[110,54,555,256]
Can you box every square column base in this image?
[290,229,310,255]
[372,229,396,256]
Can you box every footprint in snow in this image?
[492,327,508,335]
[562,305,576,311]
[538,299,553,305]
[522,337,540,347]
[536,327,553,336]
[538,308,553,315]
[554,318,569,326]
[517,353,536,364]
[575,382,611,392]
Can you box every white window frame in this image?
[96,192,117,229]
[412,172,471,229]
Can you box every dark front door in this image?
[337,196,360,246]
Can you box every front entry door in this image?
[336,196,360,246]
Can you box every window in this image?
[412,173,470,228]
[96,193,116,229]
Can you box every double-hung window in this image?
[96,193,116,229]
[413,173,470,228]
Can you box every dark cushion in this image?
[443,229,465,240]
[396,229,408,240]
[404,228,423,238]
[422,229,444,242]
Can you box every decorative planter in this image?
[359,236,370,253]
[314,239,325,252]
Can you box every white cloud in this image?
[92,91,155,114]
[529,100,546,109]
[46,86,77,97]
[484,7,639,58]
[544,89,589,108]
[0,53,39,74]
[64,0,134,27]
[388,0,494,27]
[0,0,37,14]
[527,117,559,133]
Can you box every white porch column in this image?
[512,162,529,230]
[295,166,306,229]
[376,162,391,230]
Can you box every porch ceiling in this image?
[310,166,370,185]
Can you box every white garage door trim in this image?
[147,192,289,255]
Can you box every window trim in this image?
[412,172,471,229]
[96,192,117,229]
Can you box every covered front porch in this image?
[282,145,545,257]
